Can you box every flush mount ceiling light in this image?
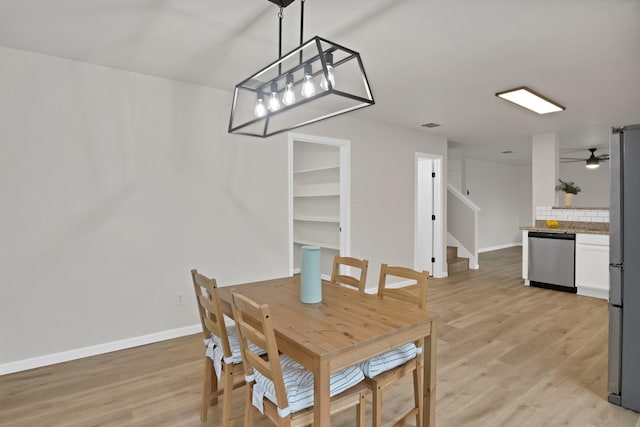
[228,0,375,138]
[495,86,565,114]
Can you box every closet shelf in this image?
[293,165,340,174]
[293,216,340,223]
[293,239,340,251]
[293,192,340,198]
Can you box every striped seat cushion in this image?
[253,355,364,414]
[205,326,266,377]
[359,342,417,378]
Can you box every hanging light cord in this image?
[278,7,283,75]
[299,0,305,63]
[300,0,305,46]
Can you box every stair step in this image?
[447,246,458,259]
[447,256,469,274]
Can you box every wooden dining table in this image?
[217,276,438,427]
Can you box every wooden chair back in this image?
[191,269,233,359]
[330,255,369,292]
[231,291,289,411]
[372,264,429,427]
[377,264,429,311]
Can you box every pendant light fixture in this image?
[228,0,375,138]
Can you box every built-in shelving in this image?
[292,140,342,275]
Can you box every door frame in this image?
[288,132,351,276]
[414,153,445,278]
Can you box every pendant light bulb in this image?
[268,82,281,112]
[254,90,267,118]
[301,64,316,98]
[320,53,336,90]
[282,74,296,106]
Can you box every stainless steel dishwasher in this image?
[528,231,576,293]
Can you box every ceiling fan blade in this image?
[560,157,586,161]
[561,159,587,163]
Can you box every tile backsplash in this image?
[535,206,609,223]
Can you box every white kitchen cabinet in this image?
[575,233,610,300]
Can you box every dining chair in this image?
[330,255,369,292]
[361,264,429,427]
[231,291,368,427]
[191,269,263,425]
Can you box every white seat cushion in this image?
[253,355,364,414]
[359,342,417,378]
[205,326,266,378]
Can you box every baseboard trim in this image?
[478,242,522,253]
[577,286,609,301]
[0,324,201,376]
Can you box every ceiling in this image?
[1,0,639,164]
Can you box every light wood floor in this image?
[2,247,639,426]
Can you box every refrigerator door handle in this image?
[610,265,623,306]
[609,305,623,400]
[610,130,623,264]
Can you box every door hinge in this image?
[431,257,436,263]
[432,215,436,221]
[432,172,436,178]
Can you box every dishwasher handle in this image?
[528,231,576,240]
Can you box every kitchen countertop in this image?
[520,226,609,235]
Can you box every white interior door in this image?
[415,153,444,277]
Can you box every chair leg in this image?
[201,357,214,422]
[211,359,219,406]
[356,393,366,427]
[244,383,255,427]
[221,366,234,427]
[413,367,423,427]
[372,385,383,427]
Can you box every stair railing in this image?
[447,183,480,269]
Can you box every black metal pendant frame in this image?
[228,36,375,138]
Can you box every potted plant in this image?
[555,179,581,207]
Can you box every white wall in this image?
[465,158,531,250]
[519,165,533,226]
[559,161,609,207]
[0,47,447,366]
[532,133,558,208]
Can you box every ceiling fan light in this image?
[495,86,565,114]
[586,157,600,169]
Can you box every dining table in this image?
[217,275,438,427]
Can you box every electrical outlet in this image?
[176,292,185,306]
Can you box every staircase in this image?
[447,246,469,275]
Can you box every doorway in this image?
[415,153,445,278]
[288,132,351,279]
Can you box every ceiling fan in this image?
[561,148,609,169]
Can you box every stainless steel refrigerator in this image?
[609,124,640,412]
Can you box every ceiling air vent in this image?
[421,123,440,128]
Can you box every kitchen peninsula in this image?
[521,206,610,300]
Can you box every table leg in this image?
[314,358,331,426]
[423,319,437,427]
